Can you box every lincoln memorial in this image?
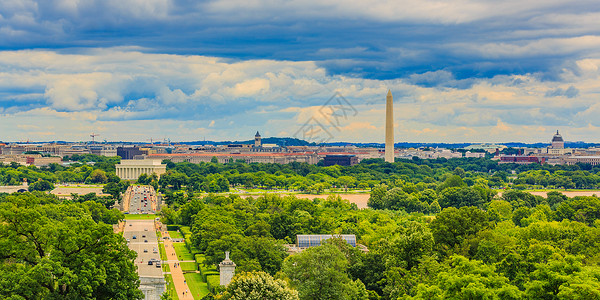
[115,159,167,180]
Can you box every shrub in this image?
[206,274,221,293]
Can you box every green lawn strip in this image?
[165,274,179,300]
[173,242,195,261]
[169,230,183,239]
[55,185,104,188]
[159,242,168,261]
[184,272,210,299]
[180,261,197,272]
[157,242,171,272]
[124,214,157,220]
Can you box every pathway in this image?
[163,231,194,299]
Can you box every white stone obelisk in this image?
[385,90,394,163]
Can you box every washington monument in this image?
[385,90,394,163]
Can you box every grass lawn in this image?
[157,242,171,271]
[165,274,179,300]
[180,261,197,272]
[173,243,195,261]
[56,184,104,188]
[184,272,210,299]
[124,214,157,220]
[159,242,168,261]
[169,230,183,239]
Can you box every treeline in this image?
[0,157,131,197]
[162,189,600,299]
[0,160,120,186]
[158,158,600,196]
[0,192,139,299]
[5,154,600,193]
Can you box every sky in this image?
[1,0,600,143]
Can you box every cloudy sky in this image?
[1,0,600,143]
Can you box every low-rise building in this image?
[145,152,320,165]
[0,154,62,166]
[465,151,485,158]
[323,155,359,166]
[499,155,544,164]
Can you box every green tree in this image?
[368,185,387,210]
[218,271,298,300]
[406,255,523,300]
[430,206,492,251]
[383,187,428,212]
[437,175,466,192]
[281,243,367,300]
[138,173,151,185]
[438,187,485,208]
[87,169,108,184]
[28,179,54,192]
[487,200,513,221]
[0,194,142,299]
[103,181,122,200]
[381,222,434,270]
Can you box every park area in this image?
[161,227,215,299]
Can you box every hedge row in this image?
[206,274,220,293]
[166,225,180,231]
[180,226,192,236]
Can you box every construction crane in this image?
[90,133,100,143]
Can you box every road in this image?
[124,219,163,278]
[124,185,158,214]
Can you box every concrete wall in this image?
[139,276,166,300]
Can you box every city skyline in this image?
[2,1,600,143]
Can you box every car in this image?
[155,262,161,268]
[132,235,137,239]
[143,249,148,253]
[144,228,148,231]
[153,248,158,253]
[144,240,148,243]
[129,224,132,226]
[126,239,130,242]
[142,235,146,238]
[148,260,153,265]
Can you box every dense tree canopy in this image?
[218,271,298,300]
[0,193,140,300]
[161,187,600,299]
[6,154,600,299]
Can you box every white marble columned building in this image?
[115,159,167,180]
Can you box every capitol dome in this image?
[552,130,563,142]
[551,130,564,149]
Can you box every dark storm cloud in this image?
[2,0,600,83]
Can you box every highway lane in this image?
[126,185,158,214]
